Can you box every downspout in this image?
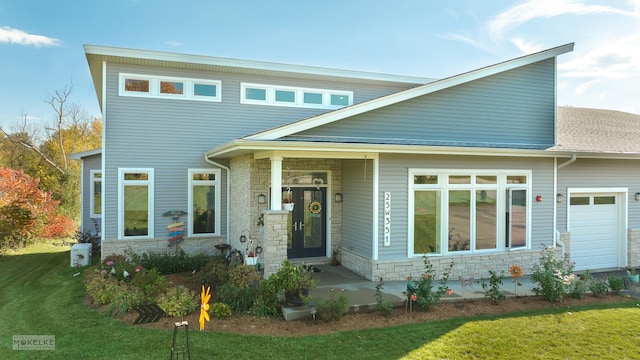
[554,154,576,255]
[204,154,231,245]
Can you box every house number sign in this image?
[384,192,391,246]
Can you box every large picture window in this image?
[118,168,154,239]
[90,170,102,218]
[410,170,530,256]
[188,169,220,236]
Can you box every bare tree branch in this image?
[44,86,72,171]
[0,126,66,175]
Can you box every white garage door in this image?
[569,193,620,271]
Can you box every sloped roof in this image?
[552,106,640,154]
[245,43,575,141]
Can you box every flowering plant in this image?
[406,256,454,311]
[531,245,576,302]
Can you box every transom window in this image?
[410,170,530,256]
[188,169,221,237]
[118,168,154,239]
[241,83,353,109]
[119,73,221,102]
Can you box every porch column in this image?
[270,156,283,210]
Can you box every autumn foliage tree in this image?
[0,168,75,251]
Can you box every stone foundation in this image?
[101,237,223,259]
[339,247,552,281]
[629,229,640,267]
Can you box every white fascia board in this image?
[83,45,434,84]
[246,43,575,141]
[69,148,102,160]
[205,140,567,159]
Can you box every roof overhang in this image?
[84,44,435,110]
[69,148,102,160]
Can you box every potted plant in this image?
[282,190,295,211]
[627,267,639,283]
[271,260,316,306]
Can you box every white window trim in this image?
[240,82,353,109]
[188,169,221,237]
[119,73,221,102]
[118,168,154,240]
[408,169,532,257]
[90,170,102,218]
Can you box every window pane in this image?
[476,190,496,250]
[125,79,149,93]
[476,175,496,184]
[275,90,295,103]
[508,189,527,248]
[594,196,615,205]
[330,94,349,106]
[93,181,102,215]
[303,92,323,104]
[507,176,527,184]
[192,173,214,181]
[246,88,266,101]
[414,191,440,253]
[449,175,471,184]
[414,175,438,185]
[448,190,471,251]
[94,173,102,179]
[124,185,148,236]
[124,173,148,181]
[160,81,184,94]
[570,196,590,205]
[194,83,217,97]
[192,185,216,234]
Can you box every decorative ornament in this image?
[509,264,523,278]
[312,178,324,190]
[199,286,211,331]
[309,201,322,214]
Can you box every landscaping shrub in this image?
[481,270,506,304]
[215,283,257,313]
[109,283,144,318]
[228,264,259,289]
[209,302,232,319]
[128,249,210,274]
[248,277,281,317]
[75,218,101,255]
[102,254,137,282]
[589,277,609,297]
[531,246,575,302]
[130,267,168,302]
[197,256,230,288]
[406,256,454,311]
[608,276,624,294]
[156,286,197,317]
[84,267,121,306]
[375,278,395,316]
[315,288,349,323]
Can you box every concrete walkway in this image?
[281,264,635,320]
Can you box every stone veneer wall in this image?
[339,247,554,281]
[229,155,253,254]
[262,210,289,277]
[101,237,223,259]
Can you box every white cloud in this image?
[488,0,635,39]
[0,26,61,47]
[165,41,183,47]
[510,38,544,54]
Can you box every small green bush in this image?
[228,264,259,289]
[130,267,168,302]
[109,284,144,318]
[531,246,575,302]
[589,277,609,297]
[156,286,197,317]
[608,276,624,294]
[84,267,120,305]
[196,257,230,288]
[215,283,257,313]
[209,302,232,319]
[315,288,349,323]
[127,249,210,274]
[481,270,506,304]
[249,277,281,317]
[407,256,454,311]
[375,278,394,316]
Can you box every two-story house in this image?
[72,43,640,280]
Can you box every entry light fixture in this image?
[335,193,343,203]
[257,193,266,204]
[556,193,564,203]
[635,193,640,201]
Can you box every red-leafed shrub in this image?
[0,168,76,250]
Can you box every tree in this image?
[0,168,75,251]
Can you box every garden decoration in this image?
[133,304,166,325]
[163,210,187,247]
[509,264,523,295]
[199,286,211,331]
[170,320,191,360]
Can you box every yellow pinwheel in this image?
[199,285,211,331]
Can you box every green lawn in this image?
[1,244,640,359]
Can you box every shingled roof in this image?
[553,106,640,154]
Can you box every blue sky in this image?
[1,0,639,129]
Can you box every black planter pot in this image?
[285,292,304,307]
